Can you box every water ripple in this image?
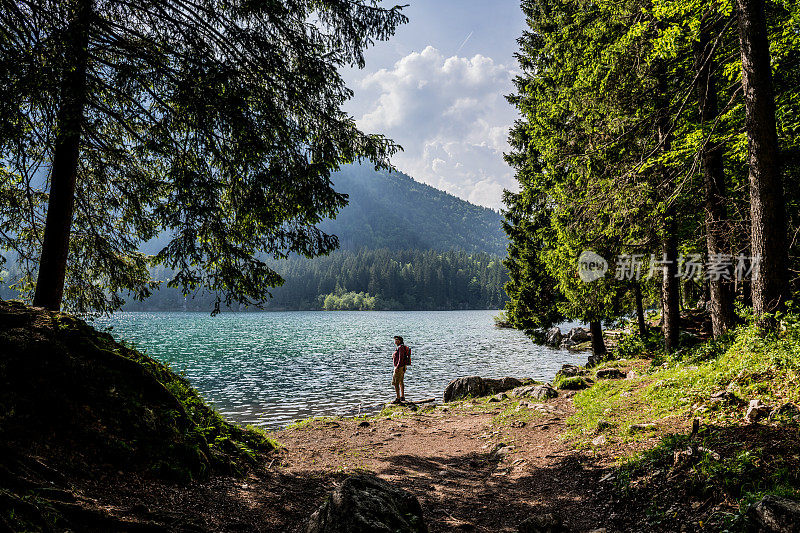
[95,310,587,428]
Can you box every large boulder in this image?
[443,376,485,402]
[747,495,800,533]
[567,327,591,344]
[544,327,562,347]
[443,376,524,402]
[305,474,427,533]
[484,377,524,395]
[511,384,558,400]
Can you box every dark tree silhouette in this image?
[0,0,406,312]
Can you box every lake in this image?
[94,310,588,428]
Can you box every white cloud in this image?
[351,46,518,209]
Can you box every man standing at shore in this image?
[392,336,409,403]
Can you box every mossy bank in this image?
[0,301,275,531]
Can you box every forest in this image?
[502,0,799,353]
[119,248,509,311]
[0,161,510,311]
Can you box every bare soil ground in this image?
[274,395,616,532]
[61,394,626,532]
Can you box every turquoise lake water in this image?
[94,310,587,428]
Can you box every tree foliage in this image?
[504,0,799,344]
[0,0,407,313]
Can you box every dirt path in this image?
[273,395,614,532]
[67,394,621,532]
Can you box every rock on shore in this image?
[443,376,527,402]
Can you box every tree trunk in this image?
[662,214,681,352]
[589,320,607,357]
[655,61,681,353]
[695,26,734,337]
[33,0,92,311]
[634,282,647,337]
[736,0,788,327]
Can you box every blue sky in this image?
[342,1,527,209]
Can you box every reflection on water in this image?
[95,310,587,428]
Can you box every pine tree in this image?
[0,0,406,313]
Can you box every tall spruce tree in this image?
[0,0,406,313]
[736,0,789,326]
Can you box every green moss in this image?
[554,375,590,390]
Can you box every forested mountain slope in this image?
[321,164,506,255]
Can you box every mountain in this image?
[321,164,507,255]
[2,166,511,311]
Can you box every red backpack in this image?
[401,345,412,366]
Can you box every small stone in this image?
[592,435,607,446]
[626,370,637,379]
[745,399,771,423]
[518,512,565,533]
[494,446,513,458]
[557,363,584,377]
[489,443,513,459]
[358,421,370,427]
[710,390,743,405]
[596,368,625,380]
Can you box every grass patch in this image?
[554,375,591,390]
[616,425,800,529]
[566,320,800,445]
[491,400,546,427]
[566,313,800,526]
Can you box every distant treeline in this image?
[114,249,509,312]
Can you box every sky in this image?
[341,1,528,210]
